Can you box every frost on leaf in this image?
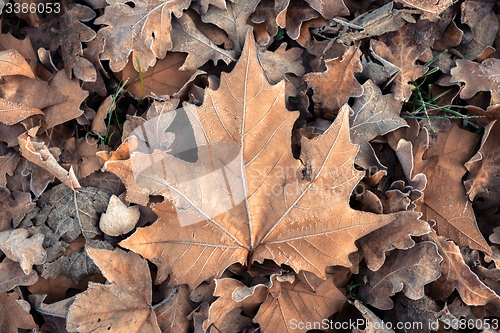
[450,58,500,104]
[107,32,397,289]
[66,247,161,333]
[0,229,46,274]
[95,0,192,72]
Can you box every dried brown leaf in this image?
[395,0,456,15]
[0,259,38,291]
[258,43,305,85]
[465,120,500,202]
[304,46,364,114]
[350,80,406,170]
[94,0,192,72]
[370,24,428,101]
[0,187,35,230]
[425,230,500,307]
[67,247,161,332]
[304,0,349,19]
[358,241,442,310]
[450,58,500,103]
[0,150,20,187]
[201,0,260,52]
[0,229,46,274]
[0,97,44,126]
[52,4,97,82]
[0,49,35,79]
[357,211,431,271]
[171,10,236,71]
[109,33,395,289]
[154,285,195,333]
[414,124,491,253]
[253,275,347,332]
[121,52,201,99]
[18,132,80,191]
[0,292,37,331]
[0,76,66,110]
[42,70,88,130]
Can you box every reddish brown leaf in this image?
[304,46,364,115]
[370,24,428,102]
[42,70,88,130]
[413,124,491,253]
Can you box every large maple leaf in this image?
[103,32,396,289]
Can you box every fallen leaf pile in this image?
[2,0,500,332]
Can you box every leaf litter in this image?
[2,0,500,332]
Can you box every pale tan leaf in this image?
[18,132,80,191]
[94,0,192,72]
[0,229,46,274]
[304,0,349,19]
[0,97,43,126]
[66,247,161,332]
[99,195,140,236]
[109,32,396,290]
[0,292,37,331]
[258,43,305,85]
[0,49,35,79]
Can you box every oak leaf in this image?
[253,275,346,332]
[304,46,364,115]
[0,259,39,292]
[413,124,491,253]
[201,0,260,52]
[465,120,500,202]
[0,150,19,187]
[171,10,236,71]
[370,24,428,102]
[258,43,305,85]
[450,58,500,103]
[66,247,161,332]
[95,0,192,72]
[425,230,500,307]
[0,291,37,331]
[109,32,396,289]
[395,0,456,16]
[0,76,66,110]
[154,285,195,333]
[350,80,406,170]
[51,4,97,82]
[356,211,431,271]
[358,241,442,310]
[18,132,80,191]
[0,187,35,230]
[42,70,88,130]
[120,52,202,99]
[0,229,46,274]
[304,0,349,19]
